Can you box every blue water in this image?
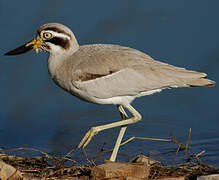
[0,0,218,166]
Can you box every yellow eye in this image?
[42,32,53,40]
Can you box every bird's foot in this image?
[78,127,99,148]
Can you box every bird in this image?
[5,23,215,162]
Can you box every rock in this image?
[0,159,23,180]
[197,174,219,180]
[91,161,150,180]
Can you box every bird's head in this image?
[5,23,79,56]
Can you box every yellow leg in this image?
[109,105,128,161]
[78,104,142,161]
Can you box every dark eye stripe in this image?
[45,37,70,50]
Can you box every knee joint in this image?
[132,113,142,123]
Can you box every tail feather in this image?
[187,77,215,87]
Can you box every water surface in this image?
[0,0,218,165]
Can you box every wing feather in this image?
[55,44,215,99]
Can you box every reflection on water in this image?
[0,0,218,166]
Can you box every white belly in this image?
[69,83,163,106]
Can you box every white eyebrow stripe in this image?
[43,30,71,40]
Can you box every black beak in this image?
[4,42,34,56]
[4,38,45,56]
